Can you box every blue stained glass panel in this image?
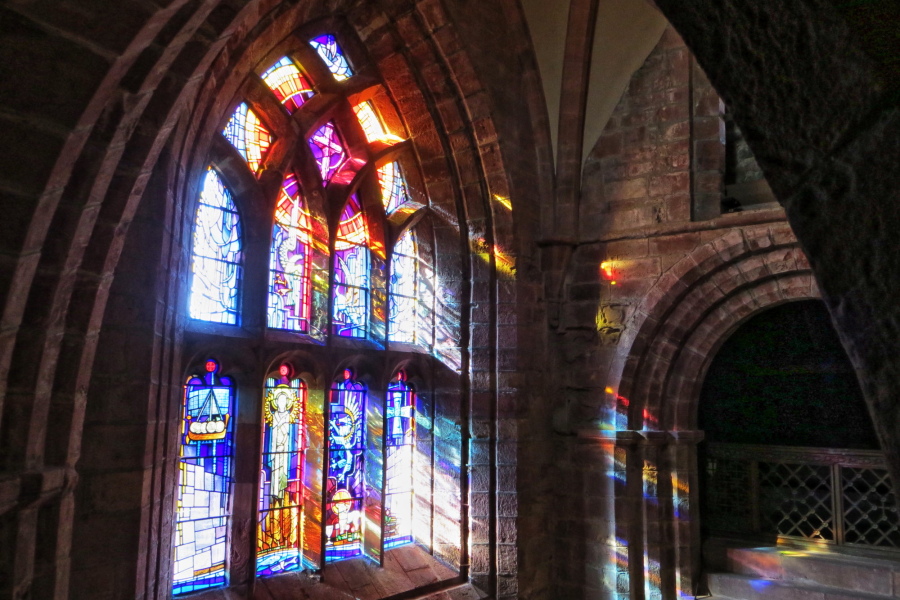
[389,229,417,343]
[268,175,312,332]
[309,34,353,81]
[384,375,415,548]
[326,374,366,561]
[189,168,242,325]
[333,197,369,338]
[261,57,315,113]
[257,373,307,576]
[173,360,235,596]
[222,102,271,173]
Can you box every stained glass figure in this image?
[256,365,307,576]
[325,371,366,561]
[268,174,312,332]
[309,34,353,81]
[353,102,403,144]
[308,122,348,185]
[384,372,415,548]
[189,168,242,324]
[261,57,315,113]
[332,196,369,338]
[222,102,272,173]
[173,360,235,596]
[389,229,418,344]
[378,162,414,216]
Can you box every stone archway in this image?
[582,223,820,599]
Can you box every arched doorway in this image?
[700,300,899,554]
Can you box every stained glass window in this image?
[261,57,315,113]
[189,168,242,324]
[333,196,369,338]
[325,371,366,561]
[257,366,307,576]
[173,360,235,596]
[378,162,414,216]
[309,34,353,81]
[222,102,272,173]
[384,373,415,548]
[308,122,348,185]
[268,174,312,332]
[389,229,418,343]
[353,102,403,144]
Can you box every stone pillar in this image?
[638,431,673,600]
[667,431,705,598]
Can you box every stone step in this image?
[722,546,900,597]
[708,572,895,600]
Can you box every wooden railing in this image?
[703,443,900,550]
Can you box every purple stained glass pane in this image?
[377,162,413,215]
[325,374,366,561]
[308,122,348,185]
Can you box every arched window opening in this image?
[188,168,243,324]
[261,57,315,113]
[257,364,309,576]
[173,359,235,596]
[174,25,462,597]
[325,370,367,561]
[309,34,354,81]
[699,301,898,552]
[384,372,416,548]
[222,102,272,174]
[333,196,370,338]
[268,174,313,332]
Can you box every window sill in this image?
[180,545,462,600]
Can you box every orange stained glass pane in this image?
[377,162,413,215]
[261,57,315,113]
[352,102,403,144]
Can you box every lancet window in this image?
[177,26,455,597]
